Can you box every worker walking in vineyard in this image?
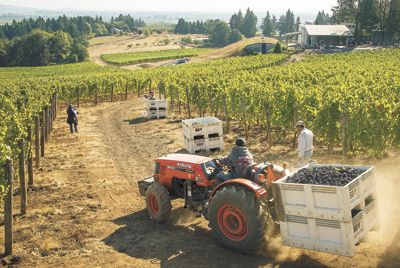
[66,104,78,133]
[296,121,314,167]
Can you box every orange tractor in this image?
[138,154,289,253]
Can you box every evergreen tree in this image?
[209,20,230,47]
[331,0,357,24]
[286,9,296,32]
[315,10,331,24]
[229,10,244,31]
[242,8,258,38]
[174,18,188,34]
[228,28,243,43]
[261,11,274,36]
[296,17,301,31]
[277,9,296,35]
[272,15,278,31]
[359,0,379,32]
[387,0,400,36]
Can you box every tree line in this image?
[330,0,400,41]
[0,30,87,66]
[260,9,301,37]
[0,14,146,39]
[0,14,146,67]
[174,8,257,47]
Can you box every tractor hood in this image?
[158,154,212,164]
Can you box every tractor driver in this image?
[216,138,254,182]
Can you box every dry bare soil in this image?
[88,34,205,68]
[1,98,399,267]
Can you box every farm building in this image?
[111,27,122,34]
[298,25,353,48]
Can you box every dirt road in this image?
[3,99,399,267]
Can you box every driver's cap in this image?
[235,138,245,147]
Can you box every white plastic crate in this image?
[147,100,168,110]
[182,117,223,140]
[273,164,376,222]
[184,137,208,153]
[207,136,224,151]
[279,197,380,257]
[363,198,380,232]
[184,137,224,154]
[279,212,365,257]
[147,109,167,119]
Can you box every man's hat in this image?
[296,121,305,127]
[235,138,246,147]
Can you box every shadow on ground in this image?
[103,209,329,268]
[124,117,150,125]
[378,225,400,268]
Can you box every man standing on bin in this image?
[216,138,253,182]
[296,121,314,167]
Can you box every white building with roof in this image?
[298,25,353,48]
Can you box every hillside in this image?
[193,37,279,62]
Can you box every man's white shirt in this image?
[298,128,314,157]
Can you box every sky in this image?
[0,0,337,13]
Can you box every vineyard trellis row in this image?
[133,50,400,157]
[0,50,399,255]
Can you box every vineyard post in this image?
[27,125,34,187]
[169,87,174,110]
[40,111,45,157]
[137,81,141,97]
[163,83,167,100]
[177,88,181,114]
[149,79,152,92]
[18,139,27,215]
[110,83,114,102]
[292,103,298,148]
[54,93,58,119]
[47,106,51,138]
[125,84,128,101]
[4,159,13,256]
[34,116,40,169]
[240,99,249,140]
[209,91,213,116]
[340,113,349,158]
[222,95,230,133]
[77,88,80,108]
[50,95,54,122]
[95,85,98,105]
[264,103,272,148]
[50,95,54,121]
[49,99,53,133]
[44,107,49,143]
[185,85,191,118]
[52,94,56,120]
[158,83,161,100]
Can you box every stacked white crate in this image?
[147,99,168,119]
[182,117,224,154]
[272,164,379,256]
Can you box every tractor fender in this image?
[210,179,268,200]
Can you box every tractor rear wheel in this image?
[145,183,172,223]
[208,185,267,254]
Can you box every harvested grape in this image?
[286,166,364,186]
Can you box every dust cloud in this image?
[371,156,400,252]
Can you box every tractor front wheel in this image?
[208,186,267,254]
[145,183,172,223]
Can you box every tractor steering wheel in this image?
[205,159,222,180]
